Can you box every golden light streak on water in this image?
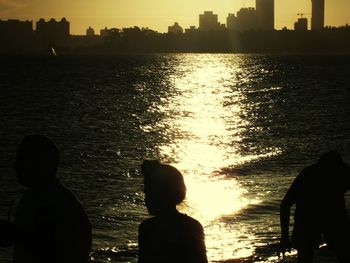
[146,54,281,261]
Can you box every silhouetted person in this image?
[138,160,208,263]
[0,135,92,263]
[280,151,350,263]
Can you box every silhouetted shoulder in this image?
[47,181,88,216]
[16,180,89,224]
[138,212,207,263]
[281,164,317,200]
[14,180,91,263]
[340,162,350,189]
[140,212,204,237]
[298,163,319,178]
[179,212,204,231]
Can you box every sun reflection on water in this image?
[146,54,281,261]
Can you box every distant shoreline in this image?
[1,29,350,55]
[1,51,350,56]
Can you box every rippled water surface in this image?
[1,54,350,262]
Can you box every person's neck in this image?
[157,207,179,217]
[30,177,59,192]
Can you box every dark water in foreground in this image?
[1,54,350,262]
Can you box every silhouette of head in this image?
[141,160,186,215]
[14,135,60,188]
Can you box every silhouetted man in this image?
[280,151,350,263]
[0,135,92,263]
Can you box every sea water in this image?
[1,54,350,262]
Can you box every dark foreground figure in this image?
[138,160,208,263]
[280,151,350,263]
[0,135,92,263]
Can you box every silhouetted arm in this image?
[54,204,92,263]
[345,164,350,192]
[138,221,148,263]
[193,223,208,263]
[279,176,299,255]
[0,219,16,247]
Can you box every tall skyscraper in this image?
[256,0,274,30]
[311,0,325,30]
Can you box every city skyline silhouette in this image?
[0,0,349,35]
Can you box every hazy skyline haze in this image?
[0,0,349,34]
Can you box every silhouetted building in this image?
[168,22,183,34]
[311,0,325,31]
[219,23,227,30]
[0,19,34,52]
[199,11,220,31]
[227,8,259,32]
[256,0,274,30]
[68,35,102,49]
[226,14,237,31]
[294,18,308,31]
[100,27,121,39]
[185,26,197,34]
[236,8,258,31]
[36,18,70,42]
[227,1,274,32]
[86,26,95,36]
[0,19,33,38]
[256,0,275,30]
[100,27,110,37]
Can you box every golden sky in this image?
[0,0,349,34]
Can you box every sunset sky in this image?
[0,0,349,34]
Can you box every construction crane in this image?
[297,13,311,18]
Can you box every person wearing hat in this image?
[280,151,350,263]
[0,135,92,263]
[138,160,208,263]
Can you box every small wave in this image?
[90,247,138,263]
